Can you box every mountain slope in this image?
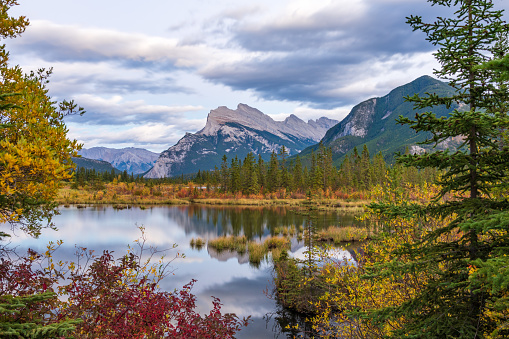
[298,75,461,165]
[78,147,160,175]
[145,104,338,178]
[71,157,121,173]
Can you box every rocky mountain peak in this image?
[199,104,279,137]
[145,104,338,178]
[198,104,338,142]
[284,114,302,122]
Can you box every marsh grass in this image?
[317,226,370,243]
[57,186,369,213]
[208,235,248,254]
[247,236,291,265]
[247,242,266,265]
[207,235,292,265]
[190,237,206,249]
[57,187,189,205]
[274,225,297,237]
[191,198,306,207]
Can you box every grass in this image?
[190,237,206,249]
[207,235,291,265]
[190,198,306,207]
[208,235,248,254]
[247,242,266,265]
[57,185,370,212]
[316,226,371,243]
[56,186,189,206]
[274,225,297,237]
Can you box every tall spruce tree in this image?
[367,0,509,337]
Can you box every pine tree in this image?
[292,155,304,192]
[278,146,290,189]
[230,156,241,193]
[0,292,80,338]
[241,152,258,195]
[256,154,266,191]
[367,1,509,337]
[359,144,372,189]
[372,152,387,186]
[220,155,229,192]
[267,151,280,192]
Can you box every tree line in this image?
[192,144,437,195]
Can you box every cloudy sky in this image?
[5,0,509,153]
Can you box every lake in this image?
[5,204,362,338]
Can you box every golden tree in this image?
[0,0,83,238]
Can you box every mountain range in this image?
[78,147,160,175]
[144,104,338,178]
[78,76,460,178]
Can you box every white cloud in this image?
[68,120,206,153]
[19,20,207,67]
[69,94,204,125]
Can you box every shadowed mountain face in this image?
[297,75,462,165]
[145,104,338,178]
[78,147,160,175]
[71,157,121,173]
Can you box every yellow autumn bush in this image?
[310,180,458,338]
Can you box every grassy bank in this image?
[57,185,369,211]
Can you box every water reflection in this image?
[171,204,362,240]
[3,204,362,338]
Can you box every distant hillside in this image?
[145,104,338,178]
[297,75,462,165]
[71,157,121,174]
[78,147,160,175]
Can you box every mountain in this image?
[71,157,121,173]
[78,147,160,175]
[298,75,462,165]
[145,104,338,178]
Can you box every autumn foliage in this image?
[0,231,249,338]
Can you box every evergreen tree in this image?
[230,156,241,193]
[372,152,387,186]
[278,146,290,189]
[267,151,280,192]
[241,152,259,195]
[256,155,266,191]
[368,1,509,337]
[220,155,229,192]
[292,155,304,192]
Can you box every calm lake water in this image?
[6,204,362,338]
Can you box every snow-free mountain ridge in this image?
[297,75,462,165]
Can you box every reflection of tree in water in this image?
[169,205,361,243]
[265,301,315,338]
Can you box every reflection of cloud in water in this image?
[290,246,358,267]
[195,274,274,318]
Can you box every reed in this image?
[247,241,266,265]
[190,237,206,249]
[317,226,370,243]
[208,235,247,253]
[264,236,290,250]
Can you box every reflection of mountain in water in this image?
[207,246,250,264]
[167,205,353,240]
